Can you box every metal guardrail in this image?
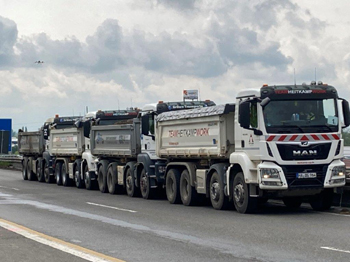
[0,155,23,170]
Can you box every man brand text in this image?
[293,150,317,156]
[169,128,209,138]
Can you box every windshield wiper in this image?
[281,123,306,133]
[312,125,335,132]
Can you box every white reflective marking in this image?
[321,246,350,254]
[0,221,121,262]
[12,188,19,191]
[86,202,137,213]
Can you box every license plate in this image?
[296,172,317,179]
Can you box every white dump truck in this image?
[18,130,46,181]
[91,100,216,197]
[156,82,350,213]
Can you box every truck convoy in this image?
[18,82,350,213]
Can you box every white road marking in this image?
[0,219,124,262]
[0,185,19,191]
[322,212,350,217]
[321,246,350,254]
[86,202,137,213]
[11,188,19,191]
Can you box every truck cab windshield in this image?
[263,98,338,133]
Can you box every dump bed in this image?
[156,104,235,159]
[90,119,141,157]
[18,131,45,155]
[49,128,85,156]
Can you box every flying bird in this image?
[34,61,44,64]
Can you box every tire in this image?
[209,171,228,210]
[166,169,181,204]
[74,164,84,188]
[84,165,96,190]
[283,197,303,209]
[125,167,139,197]
[36,160,45,182]
[44,161,54,183]
[22,158,28,180]
[232,172,257,214]
[55,162,63,186]
[310,189,333,211]
[61,163,71,187]
[180,169,198,206]
[107,166,117,194]
[140,169,153,199]
[98,166,108,193]
[27,159,37,181]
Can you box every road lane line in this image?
[321,246,350,254]
[0,219,125,262]
[86,202,137,213]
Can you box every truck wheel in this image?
[107,166,117,194]
[140,169,153,199]
[55,162,63,186]
[44,161,54,183]
[166,169,181,204]
[27,158,37,181]
[61,163,71,187]
[98,166,108,193]
[22,158,28,180]
[209,171,228,210]
[283,197,303,209]
[310,189,333,211]
[84,165,96,190]
[233,172,257,214]
[74,165,84,188]
[126,168,139,197]
[37,160,45,182]
[180,169,197,206]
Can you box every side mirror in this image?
[239,101,250,129]
[43,124,49,140]
[342,99,350,127]
[75,120,82,128]
[260,97,270,107]
[141,114,150,135]
[83,121,91,138]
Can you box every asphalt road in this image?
[0,169,350,262]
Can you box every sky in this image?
[1,0,350,131]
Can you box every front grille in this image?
[277,143,331,161]
[281,165,328,188]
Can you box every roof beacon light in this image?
[317,81,323,85]
[55,114,59,118]
[262,84,268,87]
[158,101,163,104]
[311,81,316,85]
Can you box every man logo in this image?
[301,141,308,146]
[293,150,317,156]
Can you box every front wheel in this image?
[310,189,333,211]
[232,172,257,214]
[74,165,84,188]
[209,172,228,210]
[44,161,54,183]
[84,165,96,190]
[140,169,153,199]
[125,168,139,197]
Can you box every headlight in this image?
[331,166,346,177]
[260,168,280,179]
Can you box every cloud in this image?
[0,16,18,67]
